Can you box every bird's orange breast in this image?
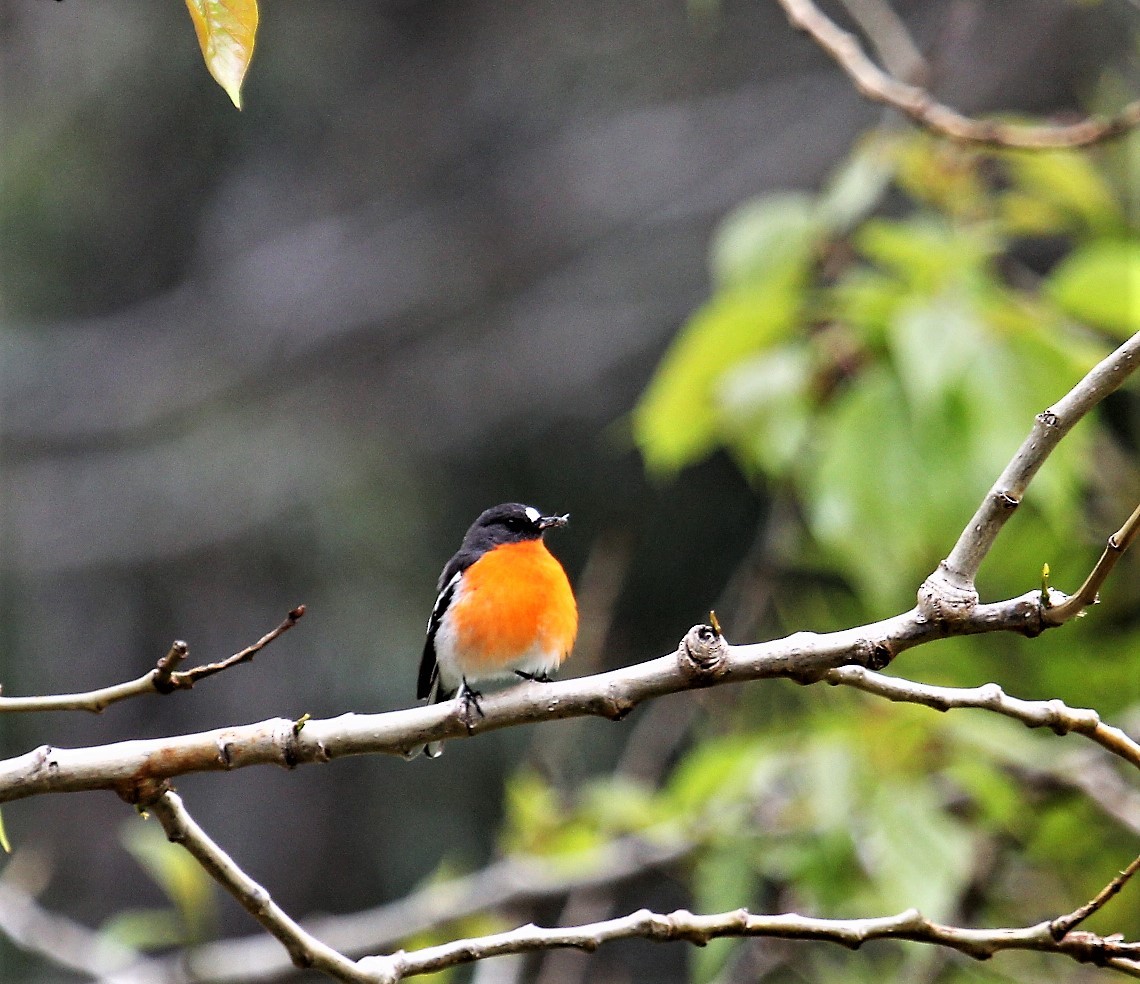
[450,540,578,670]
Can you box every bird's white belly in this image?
[433,605,562,693]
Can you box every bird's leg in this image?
[514,669,553,683]
[457,678,485,732]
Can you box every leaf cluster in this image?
[633,131,1138,610]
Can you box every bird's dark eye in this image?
[503,517,524,531]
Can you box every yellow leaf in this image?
[184,0,259,109]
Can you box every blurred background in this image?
[1,1,1138,982]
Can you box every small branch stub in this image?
[678,624,730,684]
[153,641,191,694]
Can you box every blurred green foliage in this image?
[100,818,216,951]
[634,129,1135,609]
[496,132,1140,983]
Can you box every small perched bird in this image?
[416,502,578,757]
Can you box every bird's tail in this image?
[406,677,447,759]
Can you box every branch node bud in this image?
[918,562,979,624]
[678,623,730,684]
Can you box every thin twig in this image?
[773,0,1140,148]
[1045,502,1140,625]
[1051,854,1140,939]
[378,904,1140,980]
[0,607,304,714]
[836,0,927,85]
[167,605,306,689]
[824,665,1140,769]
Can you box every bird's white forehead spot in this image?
[524,506,541,523]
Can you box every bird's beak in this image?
[538,513,569,530]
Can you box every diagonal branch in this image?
[0,607,304,714]
[1051,854,1140,940]
[164,605,306,689]
[921,331,1140,617]
[1044,502,1140,625]
[0,871,161,979]
[147,789,378,984]
[835,0,926,85]
[773,0,1140,148]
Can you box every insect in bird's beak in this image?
[538,513,569,530]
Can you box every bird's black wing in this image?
[417,549,478,701]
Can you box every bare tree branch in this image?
[824,665,1140,769]
[921,332,1140,617]
[0,588,1112,804]
[377,901,1140,980]
[0,607,305,714]
[147,790,377,984]
[0,339,1133,982]
[0,872,160,979]
[122,789,1140,984]
[773,0,1140,148]
[101,833,692,984]
[0,333,1130,801]
[835,0,927,85]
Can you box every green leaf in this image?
[945,759,1026,834]
[709,193,820,291]
[500,769,560,852]
[715,343,813,474]
[816,140,894,234]
[891,135,987,218]
[121,820,215,942]
[1003,148,1122,233]
[863,781,975,921]
[0,809,10,854]
[184,0,259,109]
[802,739,858,832]
[633,284,801,474]
[804,367,953,608]
[1045,240,1140,337]
[855,217,990,294]
[827,268,908,349]
[887,296,984,414]
[663,734,772,818]
[998,190,1069,237]
[580,776,658,833]
[100,909,186,951]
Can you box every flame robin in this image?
[416,502,578,757]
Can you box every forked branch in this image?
[0,607,305,715]
[774,0,1140,148]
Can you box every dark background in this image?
[0,1,1133,980]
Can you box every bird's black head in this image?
[462,502,569,550]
